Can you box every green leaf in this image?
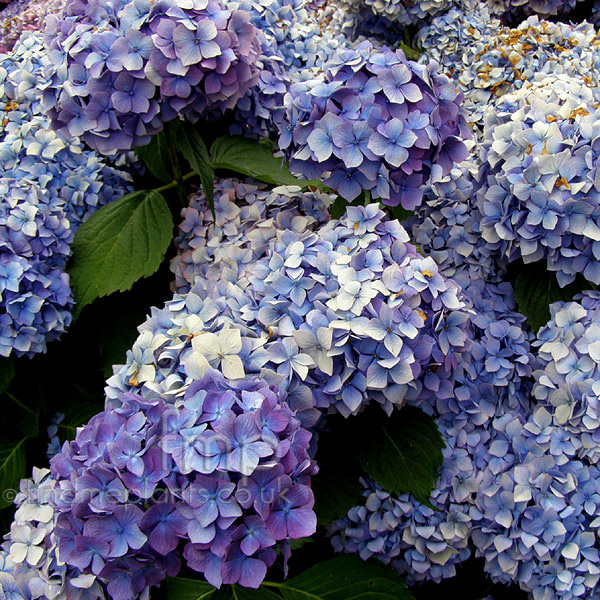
[357,406,444,507]
[312,466,363,526]
[224,587,281,600]
[174,124,215,215]
[330,196,347,220]
[398,42,422,61]
[0,358,15,394]
[387,205,414,223]
[269,555,414,600]
[152,559,412,600]
[210,136,321,190]
[68,190,174,316]
[135,132,172,183]
[153,578,216,600]
[0,438,27,510]
[99,309,145,378]
[312,421,363,525]
[513,263,595,332]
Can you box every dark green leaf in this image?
[210,136,321,190]
[0,438,27,510]
[7,393,39,439]
[270,555,414,600]
[513,263,595,332]
[312,466,363,526]
[312,423,363,525]
[224,587,281,600]
[135,132,172,183]
[173,123,215,214]
[99,309,146,378]
[0,358,15,394]
[330,196,347,220]
[358,406,444,507]
[387,205,414,223]
[68,190,174,316]
[153,578,216,600]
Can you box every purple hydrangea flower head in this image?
[280,40,470,208]
[42,0,263,153]
[14,370,317,596]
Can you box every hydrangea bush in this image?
[1,1,600,600]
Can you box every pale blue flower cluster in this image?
[408,160,504,284]
[170,179,331,294]
[419,8,600,124]
[0,34,131,357]
[162,181,471,421]
[336,0,459,26]
[237,0,343,71]
[0,178,72,357]
[470,292,600,599]
[0,468,97,600]
[476,74,600,287]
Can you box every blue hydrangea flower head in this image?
[0,34,132,356]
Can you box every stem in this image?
[5,392,36,416]
[164,123,188,207]
[154,171,196,194]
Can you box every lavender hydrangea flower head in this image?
[280,40,471,208]
[42,372,317,595]
[42,0,263,153]
[476,73,600,287]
